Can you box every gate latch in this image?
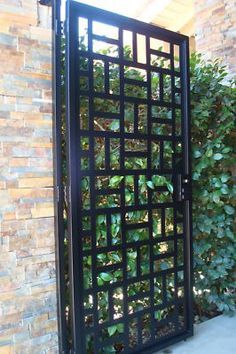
[176,175,191,202]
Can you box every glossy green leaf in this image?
[100,272,113,282]
[108,325,117,336]
[166,183,173,194]
[213,153,223,160]
[224,205,235,215]
[146,180,154,189]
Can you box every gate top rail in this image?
[69,0,188,45]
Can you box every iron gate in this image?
[54,1,193,353]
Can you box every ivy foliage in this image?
[190,53,236,314]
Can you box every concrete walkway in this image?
[157,315,236,354]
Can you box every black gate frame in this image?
[53,1,193,353]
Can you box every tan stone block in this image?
[29,141,52,148]
[9,158,28,167]
[3,212,16,221]
[31,318,57,338]
[30,26,52,41]
[0,346,13,354]
[0,180,6,189]
[0,50,24,76]
[0,23,10,33]
[32,314,48,325]
[18,177,53,188]
[0,277,19,293]
[9,233,35,253]
[17,252,55,267]
[0,119,24,129]
[1,219,26,233]
[0,311,22,326]
[6,180,18,189]
[31,205,54,219]
[24,119,52,128]
[16,207,32,220]
[9,187,53,200]
[10,112,25,120]
[31,282,56,296]
[0,12,37,27]
[9,188,32,199]
[0,190,9,207]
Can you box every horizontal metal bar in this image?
[95,188,120,195]
[79,70,89,76]
[124,151,147,158]
[71,1,188,44]
[97,262,123,272]
[150,49,171,59]
[80,168,174,177]
[94,111,120,119]
[78,128,179,141]
[97,334,125,349]
[124,78,148,87]
[81,202,175,216]
[128,291,151,301]
[153,251,175,260]
[125,221,150,230]
[78,50,181,77]
[151,118,172,125]
[92,33,119,45]
[84,265,184,297]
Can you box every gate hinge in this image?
[61,20,67,36]
[64,185,71,204]
[55,19,65,36]
[56,185,60,203]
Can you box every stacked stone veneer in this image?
[194,0,236,80]
[0,1,58,353]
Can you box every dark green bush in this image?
[190,53,236,315]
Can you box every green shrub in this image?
[190,53,236,315]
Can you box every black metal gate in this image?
[54,1,193,353]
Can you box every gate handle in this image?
[176,174,190,202]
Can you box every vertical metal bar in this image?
[170,42,179,330]
[160,141,164,169]
[180,38,193,336]
[119,27,129,349]
[159,72,164,102]
[87,17,100,354]
[161,207,165,236]
[134,175,139,206]
[52,0,68,352]
[136,246,141,278]
[133,32,137,63]
[104,60,110,94]
[66,1,85,352]
[134,103,138,133]
[146,33,155,340]
[107,212,112,247]
[105,137,110,170]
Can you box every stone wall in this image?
[194,0,236,80]
[0,1,58,353]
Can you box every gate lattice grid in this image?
[54,1,193,353]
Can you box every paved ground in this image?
[157,315,236,354]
